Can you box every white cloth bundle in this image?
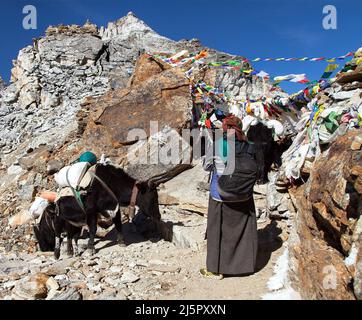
[266,119,285,137]
[29,197,49,220]
[54,162,90,189]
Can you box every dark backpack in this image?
[217,145,257,202]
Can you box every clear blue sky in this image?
[1,0,361,93]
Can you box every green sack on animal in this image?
[79,151,97,165]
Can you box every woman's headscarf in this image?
[222,115,247,142]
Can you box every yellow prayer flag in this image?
[324,64,339,72]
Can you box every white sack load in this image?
[242,115,258,133]
[267,119,285,137]
[55,162,90,189]
[29,197,49,219]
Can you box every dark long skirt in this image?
[206,196,258,275]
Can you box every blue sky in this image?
[0,0,361,93]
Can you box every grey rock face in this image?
[0,12,277,158]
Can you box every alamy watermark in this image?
[23,5,37,30]
[126,122,236,175]
[323,5,337,30]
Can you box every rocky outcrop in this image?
[0,11,271,161]
[0,24,108,157]
[287,130,362,300]
[263,49,362,300]
[79,55,193,180]
[82,55,192,148]
[78,52,272,182]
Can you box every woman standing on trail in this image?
[201,115,258,279]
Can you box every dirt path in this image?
[0,210,286,300]
[107,214,286,300]
[154,219,285,300]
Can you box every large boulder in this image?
[288,129,362,300]
[86,66,192,145]
[80,54,193,180]
[158,163,210,215]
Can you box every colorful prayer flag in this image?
[320,64,339,79]
[256,70,270,79]
[274,74,309,84]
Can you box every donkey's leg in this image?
[66,233,74,257]
[86,212,97,255]
[73,233,80,257]
[54,218,64,260]
[66,235,74,257]
[113,210,126,247]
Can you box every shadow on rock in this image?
[94,212,171,252]
[255,220,283,273]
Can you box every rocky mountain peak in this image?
[99,12,171,42]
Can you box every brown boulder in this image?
[79,54,193,179]
[128,54,170,87]
[84,67,192,146]
[308,130,362,253]
[12,273,49,300]
[337,64,362,84]
[289,129,362,299]
[290,188,355,300]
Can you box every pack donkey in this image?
[34,163,191,259]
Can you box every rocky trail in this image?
[0,199,287,300]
